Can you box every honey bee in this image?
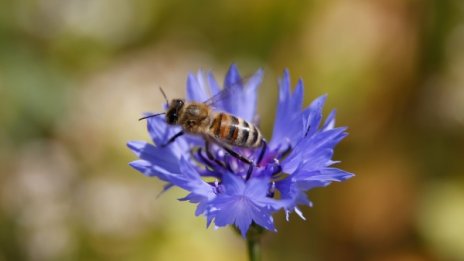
[140,86,267,177]
[163,99,263,148]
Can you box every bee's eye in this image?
[167,105,182,124]
[166,99,184,125]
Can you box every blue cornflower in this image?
[127,64,354,237]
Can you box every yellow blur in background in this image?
[1,0,464,260]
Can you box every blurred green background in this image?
[1,0,464,260]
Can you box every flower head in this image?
[127,64,354,237]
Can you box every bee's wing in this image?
[203,76,249,108]
[203,85,234,107]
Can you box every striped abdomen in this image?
[209,113,262,147]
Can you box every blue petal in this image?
[297,168,355,183]
[222,173,246,194]
[301,128,348,158]
[157,183,175,198]
[244,176,272,199]
[246,205,276,233]
[207,71,224,109]
[240,69,263,121]
[145,116,189,155]
[270,70,305,149]
[128,141,215,200]
[204,174,278,237]
[282,127,347,173]
[176,157,215,198]
[128,159,183,184]
[322,109,337,130]
[129,159,164,176]
[279,168,354,200]
[127,141,180,173]
[209,195,239,225]
[291,79,304,116]
[209,194,276,238]
[207,72,221,96]
[145,115,171,145]
[300,148,334,171]
[187,71,210,102]
[186,73,200,102]
[224,64,241,88]
[221,65,263,122]
[283,147,334,174]
[303,94,327,138]
[275,177,313,219]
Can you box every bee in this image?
[140,86,267,178]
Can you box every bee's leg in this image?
[257,139,267,166]
[204,140,215,160]
[279,144,292,159]
[203,141,230,171]
[245,165,254,181]
[220,145,253,165]
[197,148,215,169]
[161,131,184,147]
[218,144,254,180]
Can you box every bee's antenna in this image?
[138,112,166,121]
[159,87,169,107]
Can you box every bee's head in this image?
[166,99,185,124]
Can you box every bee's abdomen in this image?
[209,113,262,147]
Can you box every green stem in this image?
[247,237,261,261]
[232,224,265,261]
